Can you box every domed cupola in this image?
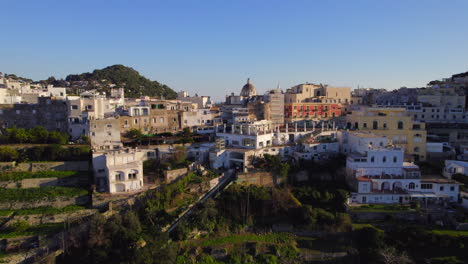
[240,78,257,97]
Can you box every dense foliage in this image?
[65,65,177,99]
[0,145,90,162]
[0,126,69,144]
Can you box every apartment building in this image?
[346,107,427,161]
[284,102,343,122]
[0,97,68,131]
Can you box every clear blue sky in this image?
[2,0,468,101]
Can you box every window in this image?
[71,105,78,110]
[414,147,420,153]
[408,182,415,189]
[398,121,404,130]
[363,123,367,128]
[450,186,455,191]
[106,124,112,128]
[383,123,387,129]
[160,117,164,123]
[373,121,378,129]
[97,169,105,173]
[134,119,138,124]
[371,156,375,163]
[393,156,397,163]
[439,186,444,191]
[382,156,386,163]
[421,183,432,189]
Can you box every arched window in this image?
[354,122,359,129]
[398,121,404,130]
[363,123,367,128]
[382,156,387,163]
[409,182,415,190]
[383,123,387,129]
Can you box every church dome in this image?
[240,78,257,97]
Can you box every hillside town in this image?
[1,68,468,263]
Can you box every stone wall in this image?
[164,168,188,183]
[3,209,97,227]
[0,195,90,210]
[236,171,283,187]
[15,161,89,172]
[0,162,15,171]
[0,176,89,188]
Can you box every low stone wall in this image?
[164,168,188,183]
[0,176,89,189]
[0,195,90,210]
[236,171,283,187]
[0,162,16,172]
[15,161,89,172]
[3,209,97,227]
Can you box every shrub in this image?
[0,146,19,161]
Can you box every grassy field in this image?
[0,205,86,217]
[350,204,412,213]
[431,230,468,237]
[0,187,88,202]
[191,232,294,247]
[0,223,64,239]
[0,171,85,181]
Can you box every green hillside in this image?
[65,64,177,99]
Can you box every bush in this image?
[0,146,19,161]
[0,126,69,144]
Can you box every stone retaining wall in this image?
[0,176,89,189]
[15,161,89,172]
[164,168,188,183]
[3,209,97,227]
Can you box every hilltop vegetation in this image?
[65,64,177,99]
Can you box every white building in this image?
[177,91,212,109]
[343,131,460,204]
[443,160,468,179]
[294,132,339,161]
[92,149,145,193]
[67,91,114,140]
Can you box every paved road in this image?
[166,169,235,233]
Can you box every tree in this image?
[7,127,29,143]
[48,131,69,144]
[170,146,187,165]
[126,129,144,140]
[28,126,49,143]
[0,146,19,161]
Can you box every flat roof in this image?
[421,174,462,184]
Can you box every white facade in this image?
[93,149,145,193]
[177,91,212,109]
[443,160,468,178]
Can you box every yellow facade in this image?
[346,107,427,161]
